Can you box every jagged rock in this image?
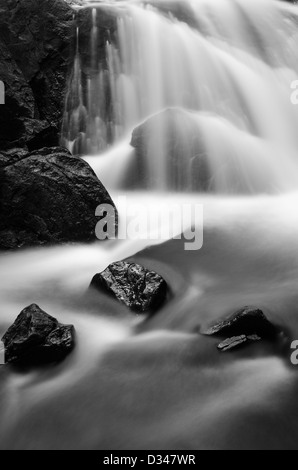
[90,261,167,313]
[38,324,75,362]
[0,147,117,249]
[1,303,75,364]
[217,334,261,352]
[202,306,279,339]
[0,0,76,150]
[129,108,209,190]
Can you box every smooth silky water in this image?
[1,0,298,449]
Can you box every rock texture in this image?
[202,306,279,339]
[1,303,75,364]
[217,334,261,352]
[0,147,117,249]
[0,0,75,150]
[90,261,167,313]
[61,6,118,153]
[129,108,209,190]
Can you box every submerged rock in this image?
[90,261,167,313]
[129,108,209,191]
[217,334,261,352]
[202,306,278,339]
[1,304,75,365]
[0,147,117,249]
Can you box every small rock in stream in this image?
[217,334,261,352]
[90,261,167,313]
[1,304,75,365]
[202,306,279,339]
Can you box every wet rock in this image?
[0,0,75,150]
[90,261,167,313]
[129,108,209,191]
[217,334,261,352]
[2,304,58,362]
[202,306,278,339]
[37,324,75,363]
[0,147,117,249]
[1,304,75,364]
[61,6,118,154]
[75,6,118,74]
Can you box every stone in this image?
[90,261,167,313]
[202,306,278,339]
[0,147,117,249]
[1,304,75,365]
[217,334,261,352]
[129,108,209,190]
[38,324,75,363]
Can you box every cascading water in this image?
[63,0,298,193]
[2,0,298,450]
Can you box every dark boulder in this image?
[90,261,167,313]
[129,108,209,191]
[0,146,117,249]
[202,306,279,339]
[0,0,76,150]
[1,303,75,364]
[217,334,261,352]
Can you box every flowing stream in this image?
[1,0,298,449]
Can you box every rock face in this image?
[0,147,117,249]
[0,0,75,150]
[61,6,118,154]
[129,108,209,191]
[1,304,75,364]
[202,306,278,339]
[90,261,167,313]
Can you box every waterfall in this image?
[62,0,298,193]
[3,1,298,449]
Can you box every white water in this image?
[64,0,298,192]
[2,0,298,449]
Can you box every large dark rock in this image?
[129,108,209,191]
[0,146,117,249]
[202,306,279,339]
[90,261,167,313]
[1,303,75,364]
[0,0,76,150]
